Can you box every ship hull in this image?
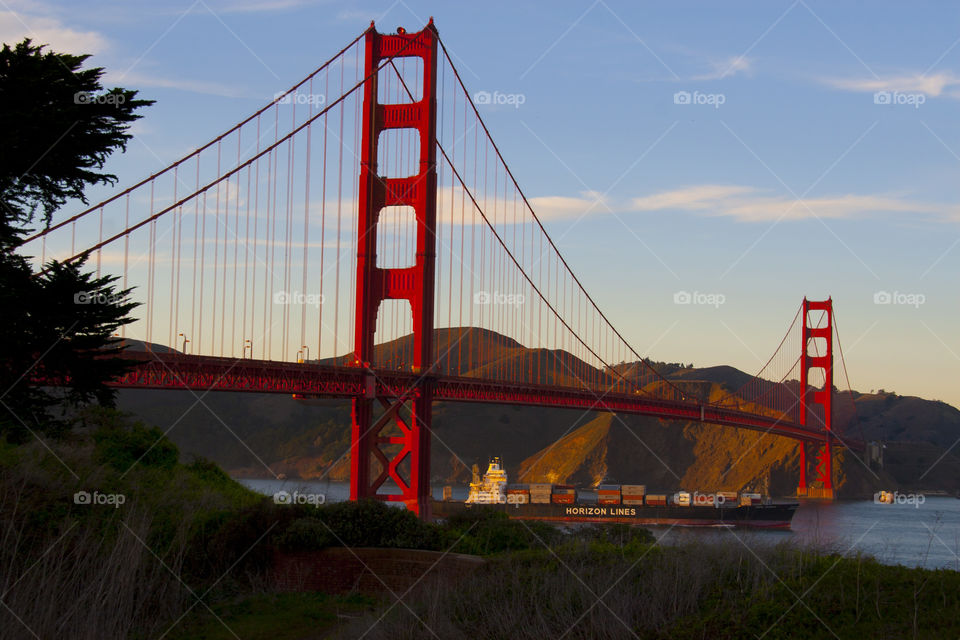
[431,499,798,529]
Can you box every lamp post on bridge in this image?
[178,332,189,354]
[243,339,252,358]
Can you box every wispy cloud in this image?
[692,55,754,81]
[103,69,248,98]
[631,185,755,212]
[630,184,958,223]
[0,9,106,54]
[520,185,958,224]
[528,191,609,220]
[823,71,960,98]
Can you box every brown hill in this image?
[118,328,960,496]
[516,395,896,497]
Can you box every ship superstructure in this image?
[465,457,508,504]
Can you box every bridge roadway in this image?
[110,352,848,446]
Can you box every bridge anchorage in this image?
[19,19,861,518]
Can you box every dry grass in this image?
[341,539,788,639]
[0,480,191,639]
[339,536,960,640]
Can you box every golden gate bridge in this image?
[19,20,862,516]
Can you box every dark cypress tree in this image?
[0,38,152,439]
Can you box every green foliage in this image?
[185,455,242,493]
[168,592,376,640]
[93,417,178,471]
[441,507,564,555]
[572,522,655,549]
[667,550,960,639]
[274,516,337,551]
[275,499,443,552]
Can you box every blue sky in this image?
[4,1,959,408]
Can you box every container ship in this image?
[433,458,798,529]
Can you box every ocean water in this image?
[238,478,960,570]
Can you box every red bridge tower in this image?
[350,21,439,517]
[797,298,834,499]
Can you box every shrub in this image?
[93,419,178,471]
[443,508,564,555]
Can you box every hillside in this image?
[116,328,960,496]
[515,389,895,497]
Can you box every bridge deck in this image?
[110,352,847,446]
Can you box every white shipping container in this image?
[621,485,646,494]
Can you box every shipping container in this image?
[529,495,551,504]
[597,484,621,492]
[716,491,738,507]
[551,494,575,504]
[692,493,715,507]
[506,493,529,504]
[621,484,646,494]
[442,486,453,501]
[578,492,598,504]
[645,494,668,506]
[597,497,621,505]
[621,499,645,505]
[740,493,761,506]
[529,484,552,492]
[672,491,691,506]
[621,494,645,502]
